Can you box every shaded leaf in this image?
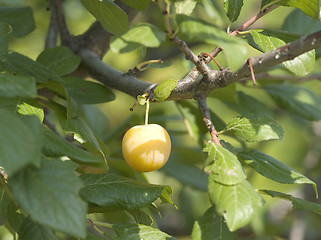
[36,46,81,76]
[261,190,321,215]
[224,116,283,142]
[208,178,264,231]
[153,79,177,102]
[42,127,104,166]
[261,0,319,19]
[282,8,321,35]
[127,209,154,226]
[0,73,36,98]
[191,206,237,240]
[0,51,61,83]
[80,174,174,212]
[0,21,11,56]
[249,29,315,76]
[0,6,35,37]
[80,0,128,35]
[264,84,321,121]
[61,77,115,104]
[113,223,176,240]
[176,14,247,70]
[10,159,87,237]
[120,0,150,11]
[203,141,246,185]
[19,218,59,240]
[0,109,42,176]
[224,0,244,22]
[110,23,165,53]
[239,150,318,197]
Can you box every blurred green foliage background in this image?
[1,0,321,239]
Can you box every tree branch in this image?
[78,30,321,101]
[79,49,156,97]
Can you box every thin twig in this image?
[195,96,221,146]
[230,5,279,36]
[248,58,256,86]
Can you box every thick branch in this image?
[167,30,321,100]
[79,49,156,97]
[79,30,321,100]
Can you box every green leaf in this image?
[175,0,197,15]
[137,95,147,105]
[203,141,246,185]
[0,96,19,112]
[264,84,321,121]
[176,14,247,70]
[224,116,284,142]
[262,0,319,19]
[163,157,208,192]
[120,0,150,10]
[42,127,104,166]
[61,77,115,104]
[0,6,35,37]
[249,29,315,76]
[261,190,321,215]
[224,0,244,22]
[80,0,128,35]
[113,223,176,240]
[110,23,166,53]
[80,174,174,212]
[208,178,264,231]
[0,109,42,176]
[17,101,44,122]
[0,190,11,225]
[191,206,237,240]
[81,104,110,141]
[153,79,177,102]
[0,21,11,56]
[9,159,87,237]
[36,46,81,77]
[0,51,61,83]
[282,8,321,35]
[235,91,274,118]
[19,218,59,240]
[127,209,154,226]
[0,72,36,98]
[238,150,318,197]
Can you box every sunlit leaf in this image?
[209,178,264,231]
[224,116,284,142]
[249,29,315,76]
[110,23,165,53]
[153,79,177,102]
[204,141,246,185]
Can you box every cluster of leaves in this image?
[0,0,321,239]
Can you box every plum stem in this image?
[145,99,150,126]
